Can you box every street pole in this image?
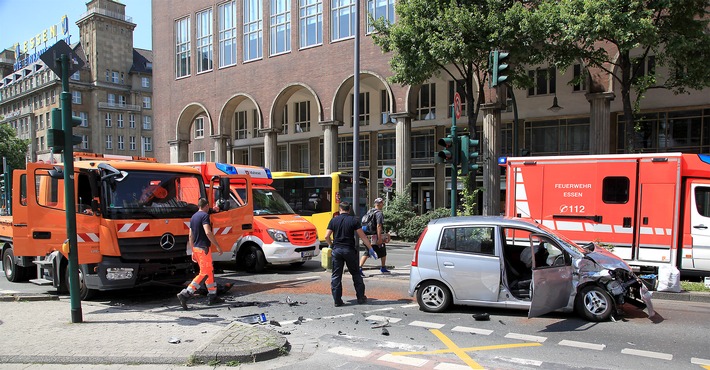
[60,53,82,323]
[352,0,360,216]
[450,106,457,217]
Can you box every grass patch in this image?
[681,280,710,292]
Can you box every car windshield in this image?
[536,223,586,254]
[104,170,203,219]
[252,188,295,216]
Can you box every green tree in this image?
[0,124,29,171]
[536,0,710,152]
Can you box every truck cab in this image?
[185,162,319,272]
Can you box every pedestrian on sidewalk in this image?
[177,198,224,309]
[325,201,377,306]
[359,197,390,275]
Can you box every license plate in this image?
[301,251,314,258]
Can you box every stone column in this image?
[210,134,229,162]
[586,92,615,154]
[482,103,502,216]
[261,128,279,170]
[168,139,189,163]
[391,112,412,195]
[319,120,343,174]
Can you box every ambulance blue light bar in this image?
[215,163,272,179]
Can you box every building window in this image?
[525,118,590,155]
[143,116,152,130]
[218,1,238,67]
[295,143,309,173]
[107,93,116,105]
[129,136,136,150]
[175,17,191,78]
[270,0,291,55]
[117,113,124,128]
[244,0,263,61]
[106,135,113,150]
[143,137,153,152]
[633,55,656,83]
[79,112,88,127]
[573,64,587,92]
[278,144,288,171]
[142,97,151,109]
[378,131,396,165]
[118,135,125,150]
[51,89,56,103]
[195,117,205,138]
[141,77,150,88]
[299,0,322,48]
[111,71,119,83]
[528,67,556,96]
[331,0,355,41]
[252,109,264,137]
[105,113,112,127]
[235,110,248,139]
[380,89,391,124]
[71,71,80,80]
[448,80,467,118]
[350,92,370,126]
[105,70,110,82]
[118,95,126,106]
[280,105,289,134]
[72,91,82,104]
[367,0,395,33]
[416,83,436,120]
[196,8,214,73]
[193,151,206,162]
[81,135,89,150]
[412,129,435,164]
[617,109,709,153]
[338,135,369,168]
[294,101,310,133]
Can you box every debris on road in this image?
[381,328,389,336]
[168,337,181,344]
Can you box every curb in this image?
[0,294,59,302]
[191,321,288,365]
[652,290,710,303]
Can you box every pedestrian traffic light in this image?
[459,134,479,175]
[490,50,510,87]
[437,135,457,164]
[68,115,83,149]
[48,108,64,153]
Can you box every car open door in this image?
[528,234,574,318]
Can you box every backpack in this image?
[361,208,379,235]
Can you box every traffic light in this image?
[437,135,457,164]
[48,108,83,153]
[69,115,83,149]
[459,134,479,175]
[490,50,510,87]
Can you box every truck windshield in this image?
[104,170,204,220]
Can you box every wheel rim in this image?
[421,285,445,309]
[583,290,608,315]
[244,249,256,268]
[3,253,13,277]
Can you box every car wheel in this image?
[243,245,266,273]
[416,281,452,313]
[575,285,613,321]
[3,248,25,282]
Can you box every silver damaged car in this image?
[408,216,655,321]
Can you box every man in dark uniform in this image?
[177,198,224,309]
[324,201,377,307]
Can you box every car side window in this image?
[439,226,495,256]
[529,234,570,268]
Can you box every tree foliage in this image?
[0,124,28,171]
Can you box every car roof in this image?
[428,216,541,229]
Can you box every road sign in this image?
[384,186,392,192]
[40,40,85,77]
[383,166,395,179]
[454,92,462,119]
[383,177,393,188]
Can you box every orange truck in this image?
[184,162,319,272]
[503,152,710,277]
[0,154,253,299]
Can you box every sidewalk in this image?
[0,295,288,366]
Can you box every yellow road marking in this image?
[702,366,710,370]
[391,329,543,369]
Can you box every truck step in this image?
[29,278,53,286]
[32,259,53,267]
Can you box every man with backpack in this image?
[359,197,389,275]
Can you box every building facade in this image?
[0,0,154,162]
[152,0,710,214]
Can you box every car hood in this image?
[583,247,632,271]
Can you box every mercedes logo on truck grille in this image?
[160,233,176,250]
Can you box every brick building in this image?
[152,1,710,213]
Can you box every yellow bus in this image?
[271,172,368,243]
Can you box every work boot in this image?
[177,291,191,310]
[207,295,224,306]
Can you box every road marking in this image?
[409,320,445,329]
[322,313,354,320]
[365,315,401,323]
[691,357,710,366]
[505,333,547,343]
[363,307,394,313]
[279,318,314,325]
[328,346,371,358]
[429,329,485,369]
[558,340,605,351]
[401,303,419,308]
[621,348,673,361]
[378,354,429,367]
[451,326,493,336]
[495,356,543,367]
[434,362,472,370]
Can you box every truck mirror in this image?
[49,166,64,179]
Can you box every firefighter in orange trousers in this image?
[177,198,224,309]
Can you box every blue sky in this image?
[0,0,152,52]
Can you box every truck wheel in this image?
[3,248,26,282]
[575,285,613,322]
[64,265,96,301]
[416,281,452,313]
[243,245,266,273]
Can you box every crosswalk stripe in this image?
[621,348,673,361]
[434,362,472,370]
[558,340,605,351]
[365,315,402,323]
[451,326,493,336]
[328,346,371,358]
[400,303,419,308]
[363,307,394,313]
[378,354,429,367]
[505,333,547,343]
[691,358,710,366]
[409,320,445,329]
[322,313,354,320]
[495,357,543,367]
